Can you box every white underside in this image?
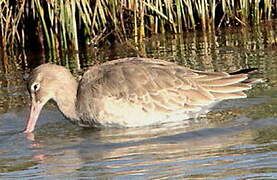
[94,97,218,127]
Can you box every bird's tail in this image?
[229,68,264,85]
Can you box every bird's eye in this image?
[31,83,40,92]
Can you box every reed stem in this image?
[0,0,275,52]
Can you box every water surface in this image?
[0,23,277,179]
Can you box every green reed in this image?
[0,0,275,54]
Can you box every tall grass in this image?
[0,0,25,50]
[0,0,276,54]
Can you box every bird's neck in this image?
[54,78,80,122]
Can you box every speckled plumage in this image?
[25,57,256,132]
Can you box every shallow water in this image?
[0,23,277,179]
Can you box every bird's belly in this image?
[90,97,214,127]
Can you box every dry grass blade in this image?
[0,0,275,53]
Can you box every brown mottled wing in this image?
[78,57,251,117]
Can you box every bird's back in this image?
[75,57,252,127]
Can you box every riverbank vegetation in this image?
[0,0,276,54]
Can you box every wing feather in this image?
[80,57,253,117]
[197,74,248,86]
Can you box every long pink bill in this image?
[24,101,43,133]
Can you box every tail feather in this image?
[229,68,258,75]
[211,92,247,100]
[198,74,248,86]
[229,68,264,85]
[202,84,251,93]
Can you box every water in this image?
[0,22,277,179]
